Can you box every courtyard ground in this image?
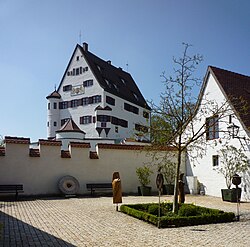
[0,195,250,246]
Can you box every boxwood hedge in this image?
[120,203,235,228]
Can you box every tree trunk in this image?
[172,147,182,213]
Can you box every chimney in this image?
[118,67,123,71]
[107,60,111,65]
[82,42,88,51]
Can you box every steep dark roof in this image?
[209,66,250,130]
[56,118,85,134]
[58,43,150,110]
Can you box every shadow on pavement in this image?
[0,211,75,246]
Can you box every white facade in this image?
[186,67,250,201]
[47,43,151,142]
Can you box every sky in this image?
[0,0,250,142]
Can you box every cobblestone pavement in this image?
[0,195,250,246]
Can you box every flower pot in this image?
[163,184,174,195]
[138,186,152,196]
[221,188,241,202]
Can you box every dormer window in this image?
[97,65,102,71]
[120,78,126,85]
[113,83,119,91]
[105,79,111,88]
[132,92,139,101]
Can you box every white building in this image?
[186,66,250,200]
[47,42,151,144]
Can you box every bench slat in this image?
[86,183,112,196]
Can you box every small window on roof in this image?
[132,92,139,101]
[97,65,102,71]
[120,78,126,85]
[105,79,111,88]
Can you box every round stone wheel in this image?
[58,176,80,195]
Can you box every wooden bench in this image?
[0,184,24,199]
[86,183,112,196]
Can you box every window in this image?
[47,122,49,127]
[212,155,219,167]
[206,115,219,140]
[71,100,78,108]
[63,85,72,92]
[97,115,111,122]
[92,95,101,104]
[48,103,50,110]
[105,79,111,88]
[119,119,128,128]
[76,56,79,61]
[124,103,139,114]
[120,77,126,85]
[73,69,75,76]
[83,79,93,87]
[67,71,70,76]
[111,116,128,128]
[101,122,107,128]
[59,101,68,109]
[53,102,57,109]
[61,118,69,126]
[76,68,80,75]
[135,124,148,133]
[53,121,57,127]
[143,111,149,119]
[115,126,118,133]
[80,116,92,124]
[82,97,88,105]
[132,92,139,101]
[106,96,115,106]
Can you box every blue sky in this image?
[1,0,249,141]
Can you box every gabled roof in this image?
[56,118,85,134]
[58,43,150,110]
[206,66,250,130]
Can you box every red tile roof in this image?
[70,142,91,148]
[39,139,62,146]
[56,118,85,134]
[97,143,177,151]
[4,136,30,144]
[46,90,61,99]
[209,66,250,129]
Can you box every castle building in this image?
[46,43,151,143]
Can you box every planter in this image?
[138,186,152,196]
[221,188,241,202]
[163,184,174,195]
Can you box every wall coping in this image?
[5,136,30,144]
[69,142,91,148]
[38,139,62,146]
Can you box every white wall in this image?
[186,73,250,201]
[0,138,182,196]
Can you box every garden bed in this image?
[120,202,235,228]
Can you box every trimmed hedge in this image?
[120,203,235,228]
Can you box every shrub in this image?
[178,204,198,217]
[120,203,235,228]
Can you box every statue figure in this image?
[112,172,122,210]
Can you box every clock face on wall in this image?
[71,85,85,96]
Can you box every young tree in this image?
[150,43,231,213]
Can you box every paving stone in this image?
[0,195,250,246]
